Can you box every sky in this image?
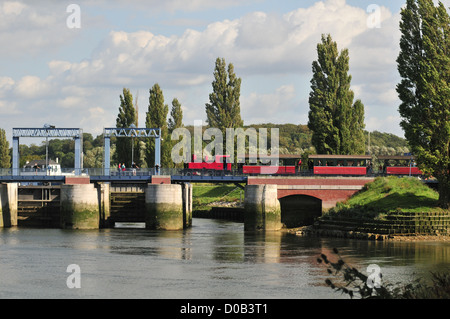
[1,0,449,145]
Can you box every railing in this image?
[0,166,434,180]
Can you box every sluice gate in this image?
[18,185,61,227]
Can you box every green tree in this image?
[83,147,103,168]
[308,34,365,155]
[0,128,11,168]
[396,0,450,208]
[115,88,138,167]
[145,83,169,168]
[168,98,184,168]
[205,57,243,131]
[168,98,183,133]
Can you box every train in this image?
[184,154,423,176]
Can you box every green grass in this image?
[192,184,244,210]
[325,176,442,220]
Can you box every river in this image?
[0,218,449,299]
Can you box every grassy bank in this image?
[325,176,443,219]
[317,176,449,237]
[192,184,244,212]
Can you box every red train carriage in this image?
[308,155,372,175]
[241,154,301,175]
[186,154,232,174]
[378,155,423,175]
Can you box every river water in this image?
[0,218,449,299]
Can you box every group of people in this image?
[117,162,139,175]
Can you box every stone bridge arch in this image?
[278,194,322,228]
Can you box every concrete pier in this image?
[244,184,282,231]
[60,184,100,229]
[0,183,18,227]
[97,183,111,228]
[145,184,184,230]
[182,183,193,228]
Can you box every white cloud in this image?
[14,76,51,99]
[242,85,300,124]
[0,2,80,57]
[0,100,20,115]
[0,77,15,97]
[366,115,403,137]
[46,0,398,88]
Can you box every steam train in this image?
[184,154,423,176]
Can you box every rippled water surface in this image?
[0,219,449,299]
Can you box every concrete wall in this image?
[60,184,100,229]
[0,183,18,227]
[244,184,282,231]
[145,184,184,230]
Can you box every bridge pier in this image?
[98,183,111,228]
[0,183,18,227]
[244,184,282,231]
[60,183,100,229]
[145,184,185,230]
[182,183,193,228]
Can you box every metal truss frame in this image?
[12,127,83,176]
[103,127,161,176]
[13,128,82,138]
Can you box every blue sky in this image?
[1,0,449,145]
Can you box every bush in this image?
[318,248,450,299]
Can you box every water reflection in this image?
[1,219,449,299]
[105,220,450,277]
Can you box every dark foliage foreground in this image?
[318,248,450,299]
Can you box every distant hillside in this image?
[184,123,409,156]
[245,124,408,155]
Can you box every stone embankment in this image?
[292,225,450,241]
[291,211,450,241]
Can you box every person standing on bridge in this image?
[33,163,39,175]
[132,162,139,176]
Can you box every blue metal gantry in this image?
[103,127,161,176]
[12,127,83,176]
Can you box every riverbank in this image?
[289,225,450,241]
[190,178,450,241]
[296,176,449,241]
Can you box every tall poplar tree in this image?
[205,57,243,131]
[397,0,449,208]
[168,98,183,133]
[145,83,169,168]
[0,128,11,168]
[308,34,365,155]
[168,98,184,168]
[115,88,137,167]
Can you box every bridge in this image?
[0,166,379,232]
[0,125,434,232]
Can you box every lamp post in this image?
[43,124,55,174]
[130,124,136,165]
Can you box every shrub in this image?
[318,248,450,299]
